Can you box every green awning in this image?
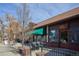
[26,28,43,35]
[32,28,43,35]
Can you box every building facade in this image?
[32,7,79,51]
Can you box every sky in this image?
[0,3,79,24]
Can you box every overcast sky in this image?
[0,3,79,24]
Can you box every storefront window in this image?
[50,30,56,40]
[60,31,68,43]
[70,30,79,44]
[49,26,58,42]
[69,21,79,44]
[36,35,46,41]
[59,23,69,43]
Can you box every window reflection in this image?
[49,30,56,41]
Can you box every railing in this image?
[44,48,79,56]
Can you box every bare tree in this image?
[0,18,3,43]
[6,14,22,44]
[17,3,31,46]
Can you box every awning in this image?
[32,28,43,35]
[26,28,43,35]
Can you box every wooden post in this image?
[58,29,60,48]
[46,25,49,42]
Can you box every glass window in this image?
[69,21,79,44]
[49,30,57,42]
[49,26,59,42]
[70,31,79,44]
[60,31,68,43]
[37,35,46,41]
[51,30,56,39]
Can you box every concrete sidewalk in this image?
[0,43,20,56]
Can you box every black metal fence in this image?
[44,48,79,56]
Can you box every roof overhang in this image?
[33,7,79,29]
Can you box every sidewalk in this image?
[0,43,20,56]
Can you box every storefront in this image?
[33,7,79,51]
[48,15,79,51]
